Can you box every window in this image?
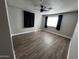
[47,16,58,27]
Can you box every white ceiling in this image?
[7,0,78,15]
[28,0,78,14]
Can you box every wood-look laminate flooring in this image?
[12,31,70,59]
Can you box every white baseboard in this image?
[11,29,71,39]
[11,29,42,37]
[42,29,71,39]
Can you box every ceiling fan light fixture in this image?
[34,0,52,12]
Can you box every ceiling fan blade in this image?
[40,8,48,12]
[48,8,52,9]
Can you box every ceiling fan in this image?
[40,4,52,12]
[34,0,52,12]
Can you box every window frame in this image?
[47,15,58,28]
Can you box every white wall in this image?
[7,0,42,35]
[0,0,14,59]
[7,4,42,35]
[42,12,78,38]
[67,23,78,59]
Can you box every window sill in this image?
[47,26,56,28]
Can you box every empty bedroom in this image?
[5,0,78,59]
